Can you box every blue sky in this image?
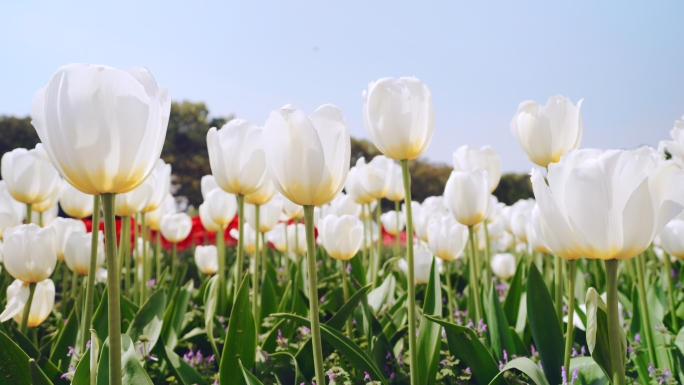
[1,1,682,172]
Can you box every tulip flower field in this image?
[1,64,684,385]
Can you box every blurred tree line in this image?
[0,101,533,208]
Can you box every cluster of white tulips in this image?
[1,61,683,385]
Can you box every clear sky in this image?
[1,1,682,172]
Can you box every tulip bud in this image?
[0,279,55,327]
[1,145,61,205]
[201,188,238,228]
[208,119,268,196]
[32,64,170,195]
[491,253,516,280]
[230,223,261,254]
[160,213,193,243]
[510,95,583,167]
[59,183,94,219]
[2,224,56,283]
[194,245,219,275]
[318,215,363,261]
[65,231,105,275]
[380,210,405,236]
[49,217,87,261]
[452,145,502,192]
[427,215,468,261]
[444,170,491,227]
[266,223,287,253]
[262,104,351,207]
[363,77,434,161]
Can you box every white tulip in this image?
[201,175,220,200]
[357,155,394,199]
[194,245,219,275]
[444,170,491,227]
[160,213,193,243]
[245,179,277,206]
[509,198,535,242]
[230,223,261,254]
[49,217,87,261]
[208,119,268,196]
[385,163,405,202]
[59,182,93,219]
[657,219,684,258]
[532,149,684,260]
[363,77,434,161]
[510,95,583,168]
[132,238,153,264]
[141,159,171,213]
[345,158,376,205]
[65,231,105,275]
[658,116,684,162]
[266,223,288,253]
[281,198,304,220]
[2,224,56,282]
[398,243,440,284]
[318,215,363,261]
[245,197,283,233]
[31,203,58,226]
[380,211,405,236]
[0,195,23,240]
[0,279,55,327]
[452,145,502,192]
[286,223,307,257]
[33,179,61,213]
[114,181,152,217]
[201,188,238,228]
[145,194,176,231]
[32,63,170,195]
[1,145,61,204]
[491,253,516,280]
[328,192,362,217]
[427,215,468,261]
[0,182,26,223]
[262,104,350,207]
[199,203,221,233]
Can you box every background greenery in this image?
[0,102,533,207]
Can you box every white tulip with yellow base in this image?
[0,279,55,328]
[65,231,105,276]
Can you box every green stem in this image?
[155,231,161,282]
[81,196,100,352]
[341,262,353,337]
[373,198,382,289]
[236,195,245,283]
[555,255,564,330]
[563,259,576,371]
[253,205,260,330]
[394,201,400,256]
[216,225,226,314]
[38,212,43,227]
[20,282,37,334]
[483,221,492,286]
[362,204,369,275]
[400,159,419,385]
[446,260,455,323]
[124,216,132,295]
[101,193,122,385]
[26,204,32,224]
[303,205,325,385]
[172,243,177,278]
[71,269,79,298]
[141,214,147,303]
[284,224,290,271]
[467,226,482,322]
[60,261,69,302]
[261,232,267,320]
[663,253,679,332]
[636,253,658,366]
[605,259,626,385]
[472,231,481,288]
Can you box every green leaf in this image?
[350,254,367,287]
[425,316,499,385]
[204,275,220,360]
[273,313,388,385]
[260,266,278,327]
[526,262,563,385]
[367,275,395,313]
[96,335,153,385]
[161,279,193,350]
[72,347,91,385]
[49,308,79,372]
[92,287,109,341]
[416,258,442,385]
[239,359,264,385]
[488,357,550,385]
[585,287,613,380]
[153,338,206,385]
[326,283,372,331]
[503,258,525,328]
[29,358,53,385]
[219,276,257,385]
[269,351,303,385]
[10,325,40,359]
[486,281,516,360]
[126,289,166,354]
[0,331,33,385]
[569,356,608,385]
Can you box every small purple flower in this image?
[465,367,471,374]
[364,371,371,381]
[648,363,656,377]
[320,296,325,303]
[146,278,156,287]
[66,346,76,357]
[635,333,642,343]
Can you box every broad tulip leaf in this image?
[488,357,550,385]
[91,289,140,342]
[503,259,524,327]
[204,275,220,360]
[487,281,516,360]
[126,289,166,354]
[269,351,303,385]
[350,255,367,287]
[96,335,153,385]
[72,347,91,385]
[219,276,257,385]
[416,258,442,385]
[326,283,372,331]
[0,331,34,385]
[273,313,388,385]
[260,265,278,329]
[239,359,264,385]
[585,287,626,382]
[425,316,499,385]
[11,325,40,359]
[29,358,53,385]
[526,262,563,385]
[161,279,193,350]
[569,356,608,385]
[368,274,395,313]
[152,338,206,385]
[49,308,79,372]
